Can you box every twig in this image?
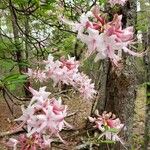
[2,89,14,115]
[0,128,23,138]
[66,111,78,118]
[0,122,24,138]
[5,86,30,101]
[107,143,110,150]
[52,145,69,150]
[4,88,19,106]
[50,89,73,97]
[63,127,95,140]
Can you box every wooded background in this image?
[0,0,149,149]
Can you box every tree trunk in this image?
[9,0,31,97]
[96,1,137,149]
[144,25,150,150]
[144,47,150,150]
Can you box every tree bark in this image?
[144,23,150,150]
[144,44,150,150]
[96,1,137,149]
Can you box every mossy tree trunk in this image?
[95,1,137,149]
[144,23,150,150]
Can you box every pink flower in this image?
[95,33,121,63]
[44,55,96,99]
[60,56,79,71]
[77,28,100,56]
[29,86,51,105]
[15,105,35,124]
[50,97,66,114]
[106,14,143,58]
[109,0,127,6]
[26,68,47,82]
[26,55,96,100]
[89,111,124,143]
[15,87,70,143]
[106,15,133,42]
[61,11,94,32]
[6,138,18,150]
[63,8,143,67]
[91,5,106,30]
[27,103,68,138]
[73,73,97,99]
[93,14,143,66]
[7,133,53,150]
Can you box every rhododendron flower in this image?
[29,86,51,106]
[109,0,127,6]
[62,8,143,67]
[61,11,94,32]
[27,54,96,100]
[95,33,122,66]
[14,87,71,144]
[6,138,18,150]
[77,28,100,56]
[106,15,133,42]
[15,105,35,124]
[6,133,53,150]
[60,55,79,71]
[89,110,124,144]
[105,14,143,60]
[26,68,47,82]
[73,72,97,99]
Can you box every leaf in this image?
[100,140,116,144]
[147,93,150,97]
[99,0,106,4]
[2,74,27,91]
[3,74,27,85]
[107,128,118,133]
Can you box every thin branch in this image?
[0,127,23,137]
[5,86,30,101]
[2,89,14,115]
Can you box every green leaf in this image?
[3,74,27,85]
[100,140,116,144]
[107,128,118,133]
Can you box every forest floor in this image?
[0,85,147,150]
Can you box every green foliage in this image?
[1,73,27,91]
[99,0,106,4]
[136,0,150,32]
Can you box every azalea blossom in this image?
[62,8,143,67]
[6,133,53,150]
[60,55,79,71]
[61,11,94,32]
[26,68,47,82]
[14,86,71,146]
[6,138,18,150]
[15,105,35,126]
[77,28,100,56]
[108,0,127,6]
[72,72,97,99]
[28,86,51,106]
[27,54,96,100]
[89,110,124,144]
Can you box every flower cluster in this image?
[89,110,124,144]
[26,55,96,99]
[7,86,71,149]
[62,5,143,67]
[7,133,53,150]
[26,68,47,82]
[109,0,127,6]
